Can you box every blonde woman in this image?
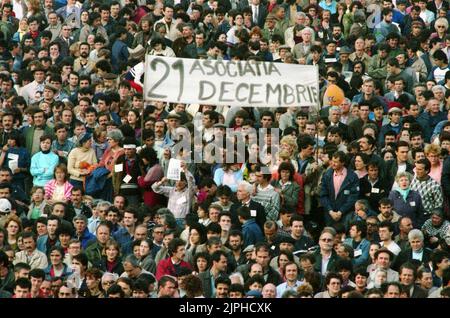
[424,144,443,183]
[280,135,299,172]
[26,0,45,26]
[12,18,29,42]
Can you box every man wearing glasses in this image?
[313,229,341,276]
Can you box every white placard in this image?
[114,164,123,172]
[144,56,319,107]
[8,153,19,161]
[167,158,181,181]
[8,160,18,172]
[123,174,132,183]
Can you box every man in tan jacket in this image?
[14,232,48,270]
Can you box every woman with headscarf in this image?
[388,172,424,227]
[67,132,97,189]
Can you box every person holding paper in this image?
[30,135,59,187]
[0,131,30,193]
[151,162,195,229]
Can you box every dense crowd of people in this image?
[0,0,449,300]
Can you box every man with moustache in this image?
[73,42,96,77]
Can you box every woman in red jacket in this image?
[137,147,164,207]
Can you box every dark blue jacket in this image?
[2,147,30,181]
[74,228,95,250]
[112,227,133,248]
[388,189,424,227]
[111,39,129,73]
[416,111,447,142]
[320,168,360,216]
[242,219,263,248]
[85,167,110,195]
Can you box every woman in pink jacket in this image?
[44,163,73,204]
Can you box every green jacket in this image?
[368,53,388,81]
[313,249,341,275]
[85,241,105,265]
[24,125,55,156]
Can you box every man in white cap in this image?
[0,198,12,228]
[114,137,143,206]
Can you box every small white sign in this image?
[167,158,181,181]
[8,160,18,172]
[176,196,187,204]
[8,153,19,161]
[123,174,132,184]
[114,164,123,172]
[250,209,257,217]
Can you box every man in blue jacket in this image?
[343,221,370,268]
[320,151,359,226]
[111,27,129,73]
[238,206,263,249]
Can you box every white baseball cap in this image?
[0,198,11,214]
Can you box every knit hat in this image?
[431,208,444,218]
[78,133,92,147]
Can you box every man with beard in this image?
[0,112,21,147]
[132,17,153,50]
[227,230,246,266]
[74,42,95,77]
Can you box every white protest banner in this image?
[167,158,181,181]
[144,56,319,107]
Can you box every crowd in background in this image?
[0,0,449,299]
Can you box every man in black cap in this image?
[338,46,353,72]
[103,73,118,93]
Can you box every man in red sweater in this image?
[155,238,192,281]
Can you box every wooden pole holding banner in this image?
[315,65,321,163]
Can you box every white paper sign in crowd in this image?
[144,56,320,107]
[167,158,182,181]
